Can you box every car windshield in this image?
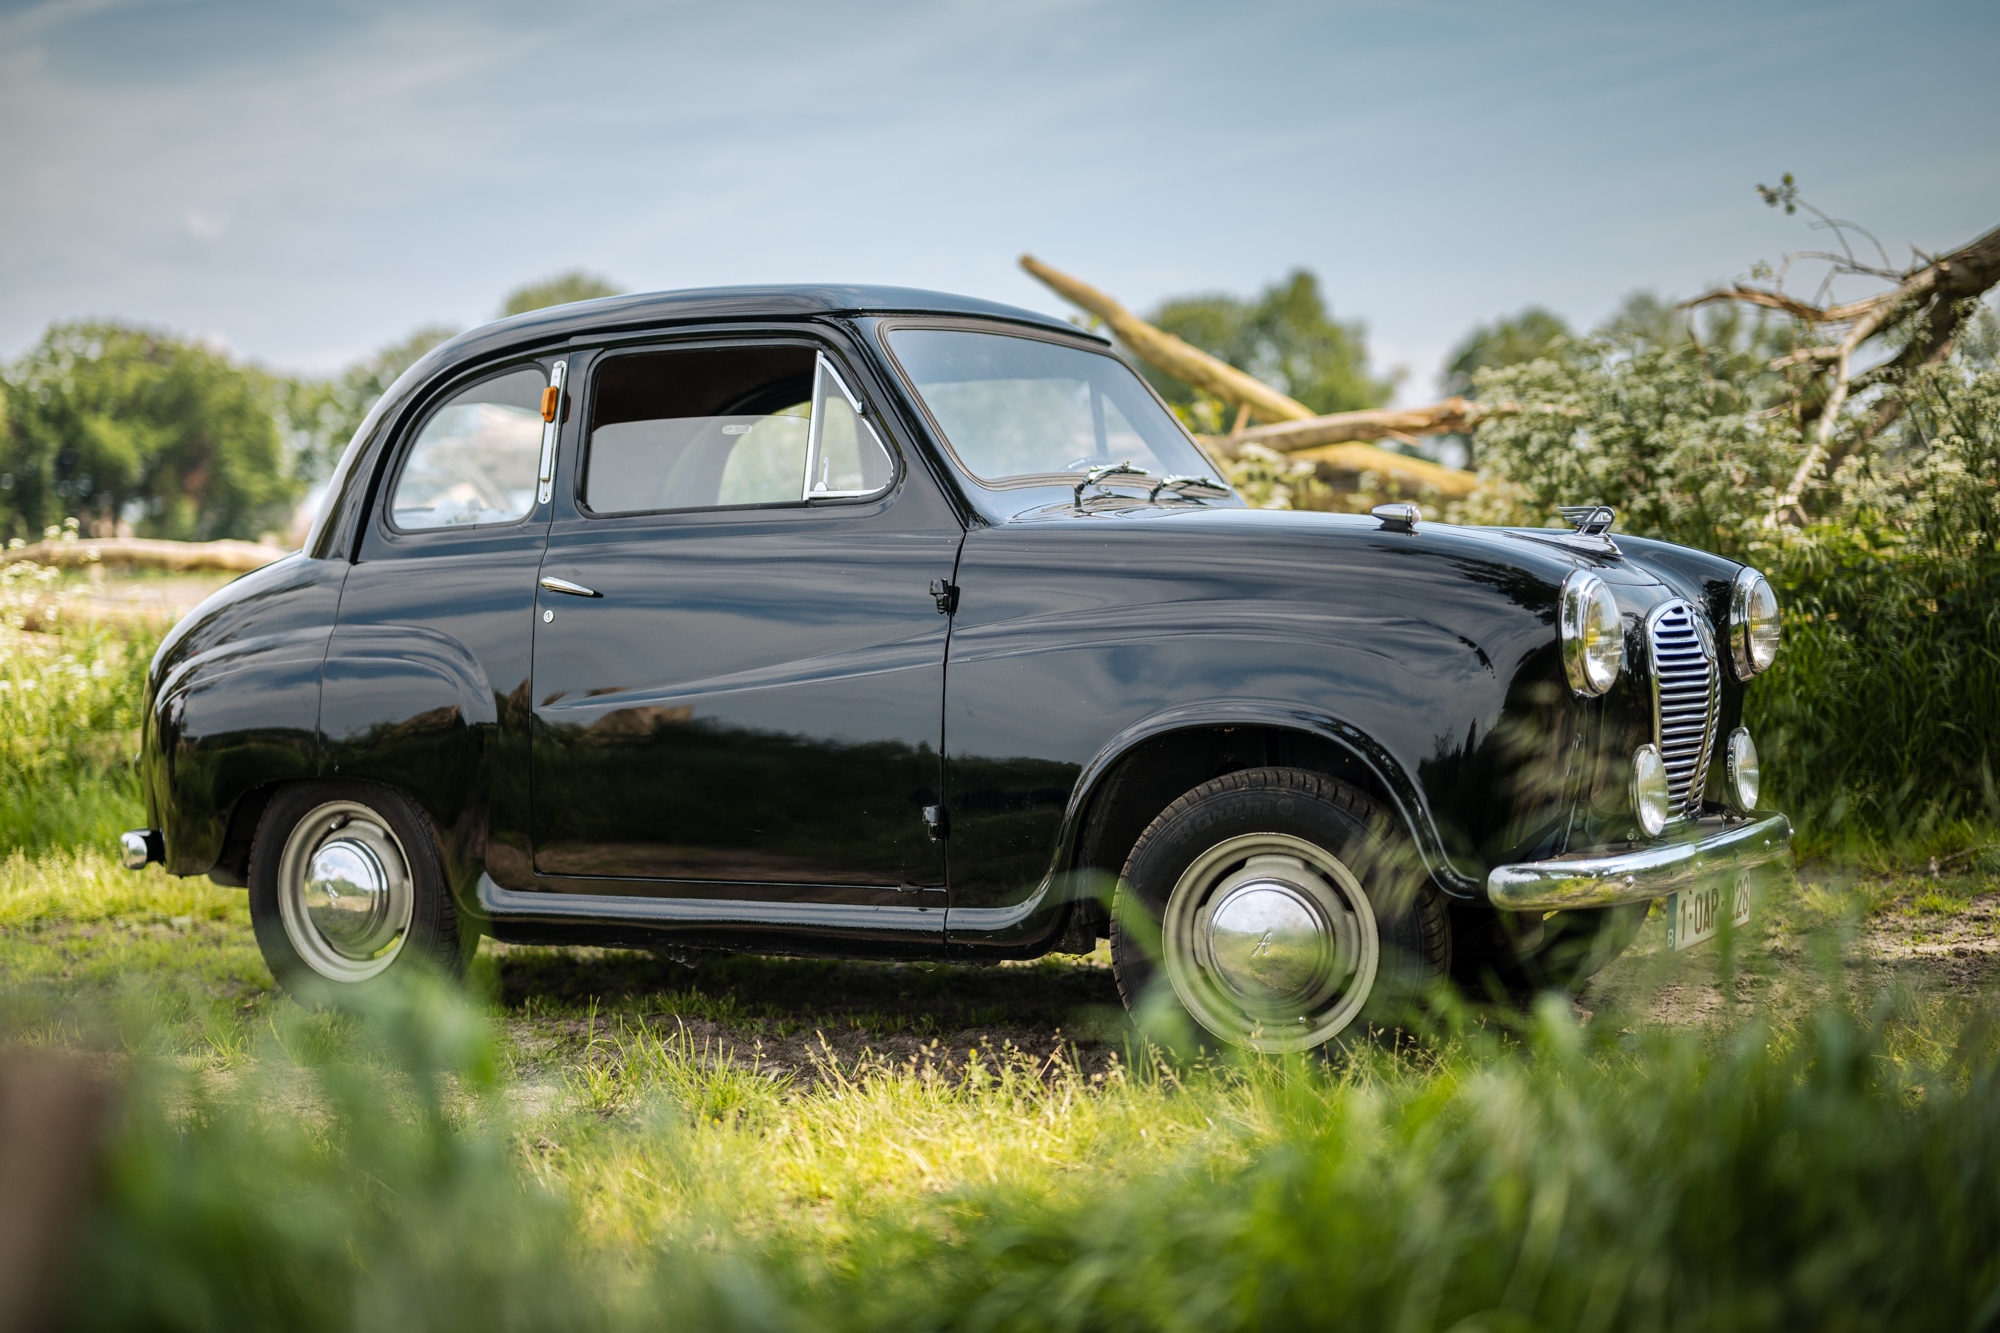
[888,328,1222,487]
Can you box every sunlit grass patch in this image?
[0,846,239,928]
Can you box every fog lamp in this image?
[1631,744,1671,837]
[1725,727,1760,813]
[1560,571,1625,696]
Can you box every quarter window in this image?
[584,345,892,516]
[390,366,547,529]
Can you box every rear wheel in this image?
[248,782,468,1003]
[1110,768,1450,1053]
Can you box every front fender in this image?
[144,555,346,876]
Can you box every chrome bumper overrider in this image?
[1485,814,1793,912]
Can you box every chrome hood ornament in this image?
[1553,504,1620,554]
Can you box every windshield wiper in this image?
[1073,461,1150,506]
[1069,462,1231,508]
[1149,474,1230,501]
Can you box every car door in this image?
[527,334,961,929]
[324,358,561,888]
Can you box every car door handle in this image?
[539,576,602,599]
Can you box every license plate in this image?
[1665,873,1752,952]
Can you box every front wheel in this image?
[248,782,468,1003]
[1110,768,1450,1053]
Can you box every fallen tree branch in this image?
[2,536,287,573]
[1214,398,1498,453]
[1019,254,1316,423]
[1019,255,1489,492]
[1685,219,2000,525]
[1274,443,1479,501]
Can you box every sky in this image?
[2,0,1997,402]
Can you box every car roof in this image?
[430,284,1100,368]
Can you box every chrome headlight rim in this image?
[1729,567,1781,679]
[1724,727,1761,813]
[1630,743,1671,838]
[1560,570,1625,697]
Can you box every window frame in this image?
[574,336,898,521]
[380,360,553,536]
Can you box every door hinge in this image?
[923,804,950,841]
[928,579,960,615]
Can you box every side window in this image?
[808,359,895,497]
[390,366,547,529]
[584,344,893,516]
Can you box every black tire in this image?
[248,781,468,1004]
[1109,767,1450,1053]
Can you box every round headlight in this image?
[1725,727,1760,813]
[1629,744,1671,837]
[1560,571,1625,696]
[1729,568,1781,678]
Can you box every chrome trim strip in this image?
[1486,813,1792,911]
[475,874,942,934]
[536,359,568,506]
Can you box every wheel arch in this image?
[1058,702,1483,905]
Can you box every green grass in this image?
[3,845,1996,1331]
[6,572,2000,1329]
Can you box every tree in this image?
[1142,269,1396,429]
[1440,307,1572,398]
[0,323,293,542]
[279,324,459,486]
[500,271,622,317]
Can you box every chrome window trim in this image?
[803,354,894,501]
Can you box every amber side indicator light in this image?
[540,386,560,422]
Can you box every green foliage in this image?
[1145,270,1396,429]
[1441,305,1572,398]
[0,578,155,854]
[501,271,623,318]
[47,974,2000,1331]
[1750,365,2000,836]
[1455,333,1800,557]
[279,324,459,486]
[0,323,293,542]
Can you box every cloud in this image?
[182,208,229,243]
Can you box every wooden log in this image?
[2,536,287,573]
[1291,442,1479,500]
[1209,398,1494,454]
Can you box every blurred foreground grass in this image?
[4,846,1998,1331]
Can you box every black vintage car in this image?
[122,286,1790,1051]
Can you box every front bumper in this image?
[1486,813,1793,912]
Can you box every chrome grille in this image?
[1648,600,1720,822]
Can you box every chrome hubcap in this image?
[276,801,413,982]
[1163,834,1378,1052]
